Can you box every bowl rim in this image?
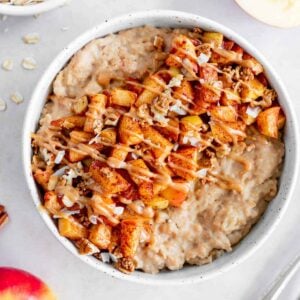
[22,9,299,285]
[0,0,68,16]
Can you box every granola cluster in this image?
[31,28,285,273]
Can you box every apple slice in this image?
[235,0,300,28]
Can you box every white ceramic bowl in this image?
[22,10,299,285]
[0,0,68,16]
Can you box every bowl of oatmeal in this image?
[0,0,68,16]
[23,10,299,284]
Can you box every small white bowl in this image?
[0,0,68,16]
[22,10,299,285]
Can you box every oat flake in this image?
[10,92,24,104]
[22,57,37,70]
[2,58,13,71]
[23,33,40,44]
[0,98,7,111]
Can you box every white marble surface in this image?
[0,1,300,299]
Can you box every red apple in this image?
[0,267,56,300]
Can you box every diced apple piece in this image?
[67,149,88,163]
[166,35,198,73]
[278,111,286,129]
[119,115,143,145]
[168,67,181,77]
[127,159,150,185]
[220,89,240,106]
[89,160,130,194]
[138,181,154,203]
[210,120,246,143]
[51,116,86,129]
[168,146,198,180]
[72,96,88,115]
[120,219,142,257]
[58,218,87,240]
[99,127,117,145]
[33,168,52,191]
[89,224,112,249]
[70,131,93,144]
[210,106,237,122]
[198,66,218,82]
[108,146,128,168]
[160,184,188,207]
[141,124,173,162]
[44,191,62,215]
[155,118,180,142]
[147,196,169,210]
[153,182,168,195]
[135,75,165,107]
[193,84,220,114]
[84,94,107,133]
[181,115,203,131]
[202,32,224,47]
[241,78,265,101]
[173,80,194,105]
[256,107,280,139]
[111,88,137,107]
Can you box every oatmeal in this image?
[31,26,285,274]
[0,0,43,5]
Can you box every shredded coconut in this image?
[100,252,111,263]
[89,215,98,225]
[54,150,65,164]
[62,169,77,185]
[196,168,208,178]
[53,166,68,177]
[114,206,124,216]
[246,106,261,118]
[62,195,73,208]
[40,148,52,164]
[167,74,183,88]
[197,53,209,65]
[169,100,187,115]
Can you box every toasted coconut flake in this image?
[2,58,13,71]
[62,169,77,185]
[114,206,124,216]
[0,98,7,112]
[23,33,40,44]
[53,166,68,177]
[62,195,73,208]
[89,215,98,225]
[109,253,118,263]
[197,53,209,64]
[196,168,208,178]
[88,133,100,145]
[169,100,187,115]
[100,252,111,263]
[54,150,65,164]
[167,74,183,88]
[246,106,261,118]
[22,57,37,70]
